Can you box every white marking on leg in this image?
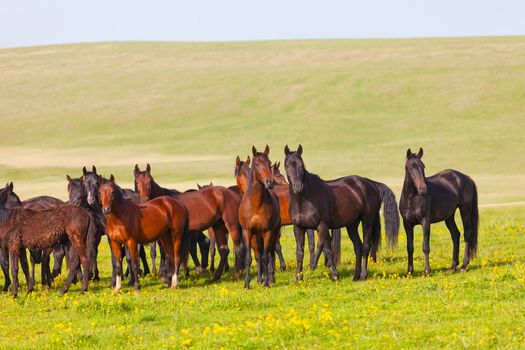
[115,275,122,292]
[171,272,178,289]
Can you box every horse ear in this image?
[83,166,88,175]
[417,147,424,158]
[109,174,115,183]
[92,165,97,174]
[406,148,412,159]
[264,145,270,156]
[210,182,213,186]
[66,175,72,183]
[276,161,280,169]
[246,156,251,166]
[297,144,303,156]
[197,183,202,190]
[8,182,13,191]
[284,145,290,156]
[252,146,257,156]
[98,175,104,185]
[146,163,151,174]
[236,156,241,166]
[134,164,140,177]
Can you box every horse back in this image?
[22,195,64,210]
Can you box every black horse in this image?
[399,148,478,275]
[284,145,399,281]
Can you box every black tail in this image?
[466,183,479,259]
[86,214,99,273]
[180,215,191,267]
[370,212,381,257]
[374,182,400,248]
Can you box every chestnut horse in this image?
[239,145,281,288]
[135,164,243,281]
[81,166,151,280]
[98,175,189,292]
[235,156,286,271]
[400,148,478,275]
[284,145,399,282]
[0,191,97,296]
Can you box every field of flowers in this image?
[0,206,523,349]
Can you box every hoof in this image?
[448,267,457,274]
[280,265,287,272]
[424,270,432,276]
[295,273,304,282]
[460,267,468,273]
[113,287,121,295]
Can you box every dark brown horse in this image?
[284,145,399,281]
[135,165,243,281]
[0,191,96,296]
[0,183,65,291]
[400,148,478,275]
[98,175,189,292]
[239,145,281,288]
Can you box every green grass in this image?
[0,207,524,349]
[1,37,525,348]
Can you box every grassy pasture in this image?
[0,37,524,348]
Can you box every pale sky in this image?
[1,0,524,48]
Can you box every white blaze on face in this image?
[171,272,178,288]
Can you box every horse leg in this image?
[445,216,461,272]
[0,247,11,292]
[313,231,325,270]
[242,229,252,289]
[52,245,66,279]
[197,231,210,270]
[9,249,20,297]
[404,220,415,275]
[20,249,33,293]
[319,223,338,280]
[42,249,52,288]
[208,228,216,272]
[306,229,316,270]
[110,240,124,294]
[347,222,362,281]
[158,242,168,280]
[138,244,149,276]
[28,251,36,292]
[188,233,202,274]
[422,219,432,275]
[158,234,174,287]
[274,230,286,272]
[261,232,271,287]
[165,231,180,289]
[293,225,306,281]
[360,217,376,281]
[253,235,262,284]
[150,241,157,276]
[124,246,134,286]
[127,241,141,290]
[212,224,230,281]
[268,228,279,284]
[332,228,341,266]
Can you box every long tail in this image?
[374,182,400,248]
[180,215,191,267]
[466,182,479,259]
[370,212,381,256]
[86,213,99,272]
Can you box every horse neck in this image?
[246,167,267,207]
[109,193,133,219]
[402,170,418,198]
[0,207,13,227]
[150,180,167,198]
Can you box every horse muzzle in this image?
[292,183,303,194]
[417,186,428,195]
[265,179,274,189]
[87,194,97,206]
[102,206,111,215]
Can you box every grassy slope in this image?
[1,37,525,201]
[0,207,524,349]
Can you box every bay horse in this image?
[81,166,151,278]
[0,191,97,296]
[239,145,281,288]
[400,148,478,275]
[236,156,286,271]
[135,164,243,281]
[134,165,211,274]
[284,145,399,281]
[0,183,66,291]
[98,175,189,292]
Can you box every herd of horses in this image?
[0,146,479,296]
